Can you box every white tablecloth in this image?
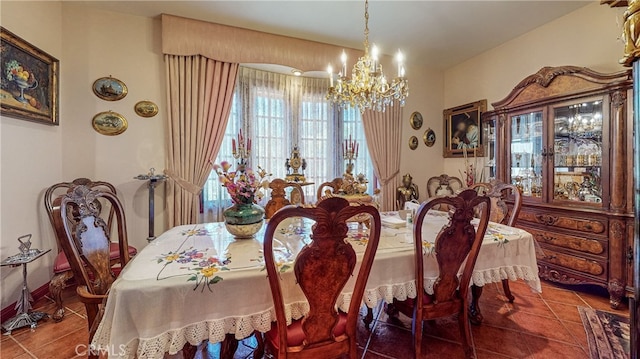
[92,211,540,358]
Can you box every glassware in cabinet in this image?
[509,111,544,199]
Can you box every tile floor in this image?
[0,280,629,359]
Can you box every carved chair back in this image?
[265,179,305,219]
[414,189,490,308]
[263,197,381,357]
[316,178,343,202]
[426,174,464,198]
[471,179,522,226]
[51,185,130,296]
[45,178,117,251]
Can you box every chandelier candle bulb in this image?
[328,65,333,87]
[396,51,404,77]
[341,51,348,76]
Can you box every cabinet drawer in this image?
[518,209,607,235]
[524,226,607,256]
[538,246,607,279]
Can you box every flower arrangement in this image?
[459,147,485,187]
[212,161,270,205]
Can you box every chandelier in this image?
[326,0,409,113]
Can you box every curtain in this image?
[164,55,239,227]
[362,104,402,211]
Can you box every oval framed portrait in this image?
[92,111,128,136]
[423,128,436,147]
[134,100,159,118]
[410,111,423,130]
[408,136,419,150]
[92,76,128,101]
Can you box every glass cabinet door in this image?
[509,111,544,199]
[483,115,497,180]
[551,100,603,205]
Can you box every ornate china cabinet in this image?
[483,66,635,308]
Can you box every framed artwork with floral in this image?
[443,99,486,158]
[0,27,59,125]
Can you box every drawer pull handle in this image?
[541,234,556,242]
[546,255,557,260]
[535,214,558,226]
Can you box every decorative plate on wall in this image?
[423,128,436,147]
[410,111,423,130]
[134,100,159,118]
[92,111,128,136]
[92,76,127,101]
[409,136,419,150]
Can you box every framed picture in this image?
[408,136,418,150]
[0,27,59,125]
[423,128,436,147]
[409,111,423,130]
[92,76,127,101]
[443,100,486,158]
[134,100,159,118]
[92,111,128,136]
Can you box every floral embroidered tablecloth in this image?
[92,212,540,358]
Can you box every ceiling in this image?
[79,0,591,69]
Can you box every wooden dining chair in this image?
[265,178,305,219]
[471,179,522,302]
[44,178,137,322]
[263,197,381,359]
[316,178,343,201]
[426,174,464,198]
[392,189,490,359]
[50,185,132,357]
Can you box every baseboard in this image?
[1,282,50,321]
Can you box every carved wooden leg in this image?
[363,308,374,330]
[469,285,484,325]
[608,280,625,309]
[253,331,265,359]
[502,279,515,303]
[50,271,73,322]
[220,334,239,359]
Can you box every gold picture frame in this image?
[0,27,59,125]
[409,111,423,130]
[92,111,128,136]
[134,100,159,118]
[423,128,436,147]
[92,76,127,101]
[443,100,486,158]
[408,136,418,150]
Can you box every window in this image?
[202,67,375,221]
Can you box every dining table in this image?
[91,210,541,359]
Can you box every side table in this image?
[1,235,51,334]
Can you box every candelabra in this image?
[343,135,360,172]
[232,129,251,170]
[134,168,167,242]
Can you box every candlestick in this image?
[327,65,333,87]
[341,51,347,77]
[396,51,403,77]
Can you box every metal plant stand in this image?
[135,168,167,242]
[1,234,51,334]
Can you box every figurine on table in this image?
[397,173,419,208]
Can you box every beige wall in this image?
[0,2,166,309]
[441,3,626,178]
[0,1,64,309]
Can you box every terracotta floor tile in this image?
[475,348,518,359]
[522,334,588,359]
[562,320,589,351]
[512,312,577,344]
[30,328,89,359]
[0,337,29,358]
[420,336,467,359]
[363,350,396,359]
[11,311,87,350]
[577,292,628,314]
[367,322,414,359]
[506,280,542,299]
[478,304,521,331]
[471,325,530,358]
[377,307,414,331]
[12,354,36,359]
[506,296,555,318]
[422,315,462,343]
[545,301,583,323]
[539,287,585,306]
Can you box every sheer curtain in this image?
[202,66,374,222]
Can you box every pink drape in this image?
[362,104,402,211]
[164,55,239,227]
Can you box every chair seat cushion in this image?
[266,312,348,349]
[53,243,137,273]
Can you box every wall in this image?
[441,2,626,177]
[0,1,64,309]
[0,2,166,309]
